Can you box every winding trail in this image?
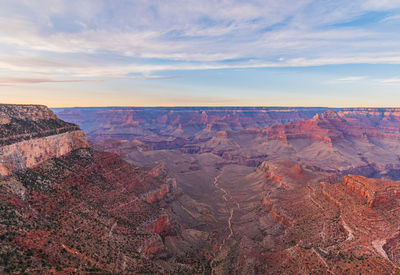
[209,168,241,274]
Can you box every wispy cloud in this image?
[362,0,400,10]
[1,0,400,80]
[139,75,181,81]
[338,76,366,81]
[0,77,103,85]
[380,77,400,83]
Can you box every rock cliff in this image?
[0,105,88,176]
[343,174,400,207]
[264,108,400,143]
[0,104,80,145]
[54,106,331,148]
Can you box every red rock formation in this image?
[263,109,400,143]
[1,104,80,145]
[270,206,293,227]
[215,130,228,138]
[0,104,89,176]
[0,147,177,273]
[145,215,171,235]
[262,197,273,211]
[342,175,400,207]
[149,163,167,178]
[342,175,378,206]
[55,107,331,145]
[267,171,283,184]
[140,235,165,259]
[253,161,400,274]
[144,184,170,204]
[0,130,89,176]
[263,117,339,144]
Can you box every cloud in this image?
[1,0,400,78]
[381,14,400,22]
[3,55,400,79]
[380,77,400,83]
[362,0,400,10]
[338,76,366,81]
[0,77,103,85]
[139,75,180,81]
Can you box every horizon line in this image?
[49,105,400,109]
[4,103,400,109]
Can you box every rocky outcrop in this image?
[0,104,80,146]
[149,163,167,178]
[145,215,171,235]
[139,234,166,259]
[253,162,400,274]
[0,104,57,121]
[0,130,89,176]
[262,196,292,227]
[263,109,400,143]
[0,105,89,176]
[342,175,377,206]
[144,184,170,204]
[263,115,339,144]
[342,175,400,207]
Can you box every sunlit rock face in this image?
[0,104,89,176]
[342,174,400,208]
[0,130,89,176]
[0,104,81,145]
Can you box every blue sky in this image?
[1,0,400,107]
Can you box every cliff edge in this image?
[0,104,89,175]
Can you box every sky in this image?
[1,0,400,107]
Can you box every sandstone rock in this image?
[140,234,165,259]
[0,130,89,175]
[0,104,80,146]
[144,184,170,204]
[145,215,171,235]
[343,175,400,207]
[0,104,89,176]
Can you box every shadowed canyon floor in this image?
[2,105,400,273]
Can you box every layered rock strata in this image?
[0,105,89,176]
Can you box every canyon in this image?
[2,105,400,274]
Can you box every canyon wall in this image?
[1,104,80,145]
[264,108,400,143]
[343,174,400,207]
[0,105,89,176]
[55,107,400,174]
[53,107,331,145]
